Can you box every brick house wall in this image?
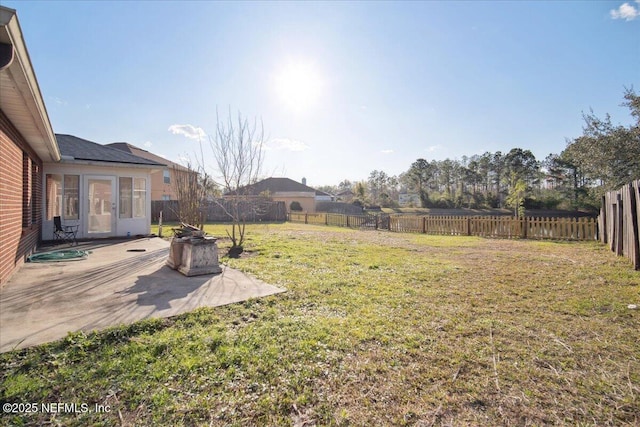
[0,109,43,286]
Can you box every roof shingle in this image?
[106,142,188,171]
[56,134,165,166]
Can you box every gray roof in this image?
[56,134,166,166]
[228,177,331,197]
[106,142,188,171]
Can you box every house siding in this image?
[273,192,317,213]
[0,110,43,286]
[150,169,177,201]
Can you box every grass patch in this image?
[2,223,639,426]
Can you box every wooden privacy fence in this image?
[289,212,598,241]
[598,180,640,270]
[152,200,287,223]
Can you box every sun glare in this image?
[273,60,324,112]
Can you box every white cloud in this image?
[426,144,443,153]
[381,149,394,154]
[168,124,207,141]
[264,138,309,152]
[51,96,68,106]
[143,141,152,148]
[610,2,640,20]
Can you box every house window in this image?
[22,152,29,227]
[46,174,79,220]
[63,175,79,220]
[45,174,62,220]
[31,162,39,224]
[163,169,170,184]
[119,177,132,218]
[162,195,171,201]
[119,177,146,218]
[133,178,146,217]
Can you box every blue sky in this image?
[6,1,639,187]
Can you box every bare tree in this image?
[209,109,265,255]
[172,162,213,229]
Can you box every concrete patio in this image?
[0,237,285,353]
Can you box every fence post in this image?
[522,216,527,239]
[158,211,163,238]
[305,213,308,224]
[615,194,623,255]
[628,182,640,270]
[466,217,471,236]
[599,196,606,243]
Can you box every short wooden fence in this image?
[289,212,598,241]
[598,180,640,270]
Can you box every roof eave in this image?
[55,158,164,171]
[0,7,59,162]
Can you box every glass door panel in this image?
[88,178,114,234]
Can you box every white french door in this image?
[85,176,116,236]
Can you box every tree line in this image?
[317,90,640,214]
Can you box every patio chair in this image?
[53,216,78,246]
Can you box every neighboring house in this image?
[42,134,165,241]
[106,142,193,201]
[301,177,334,203]
[0,7,60,286]
[226,177,331,213]
[314,192,334,203]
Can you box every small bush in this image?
[290,201,303,211]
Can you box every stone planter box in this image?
[177,236,222,276]
[166,238,185,270]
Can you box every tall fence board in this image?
[599,180,640,270]
[288,212,598,242]
[152,200,286,223]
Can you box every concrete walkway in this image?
[0,238,285,352]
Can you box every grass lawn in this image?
[1,223,638,426]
